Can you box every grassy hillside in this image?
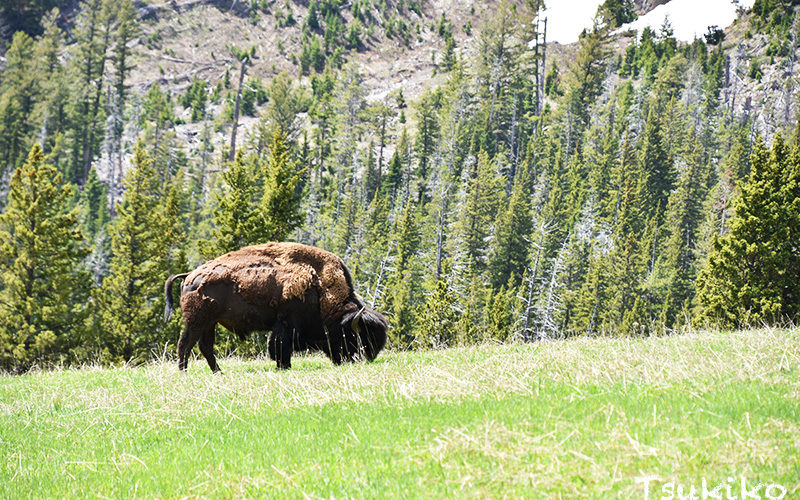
[1,329,798,498]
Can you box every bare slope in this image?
[129,0,495,102]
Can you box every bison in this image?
[164,242,388,372]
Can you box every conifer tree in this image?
[330,170,360,255]
[571,250,613,335]
[486,282,518,341]
[200,151,260,259]
[383,202,421,347]
[0,145,89,371]
[414,91,440,204]
[34,9,69,168]
[97,142,169,363]
[488,163,533,289]
[560,25,610,161]
[0,31,39,176]
[306,0,320,30]
[607,131,648,332]
[415,280,460,348]
[696,135,800,326]
[598,0,636,28]
[258,128,306,241]
[264,72,303,142]
[109,0,139,194]
[228,45,256,161]
[361,193,393,304]
[161,170,190,340]
[453,150,503,274]
[82,167,109,237]
[638,106,672,219]
[363,141,380,202]
[653,134,712,325]
[381,150,405,207]
[67,0,115,184]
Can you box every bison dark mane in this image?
[165,242,388,372]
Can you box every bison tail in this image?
[164,272,190,322]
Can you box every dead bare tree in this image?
[228,45,255,163]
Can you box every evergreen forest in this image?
[1,0,799,372]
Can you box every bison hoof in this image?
[276,362,291,370]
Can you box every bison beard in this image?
[164,242,388,372]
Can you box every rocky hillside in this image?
[89,0,793,187]
[101,0,502,184]
[130,0,493,102]
[2,0,791,180]
[634,0,672,14]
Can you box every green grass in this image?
[1,329,799,498]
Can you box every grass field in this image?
[1,329,798,499]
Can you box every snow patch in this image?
[621,0,755,41]
[544,0,754,44]
[544,0,605,44]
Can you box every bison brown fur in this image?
[164,242,388,372]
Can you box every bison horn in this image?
[351,306,365,333]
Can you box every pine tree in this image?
[0,31,40,177]
[363,141,380,202]
[488,163,533,289]
[34,9,69,169]
[362,193,393,305]
[258,128,306,241]
[67,0,115,185]
[264,72,303,142]
[571,250,613,335]
[81,167,109,237]
[653,134,712,326]
[415,280,460,348]
[638,105,672,219]
[108,0,139,195]
[200,151,261,259]
[383,202,421,347]
[306,0,320,30]
[97,141,169,363]
[560,25,610,161]
[381,150,405,207]
[330,169,360,255]
[696,135,800,326]
[228,45,256,161]
[607,131,648,332]
[0,145,89,372]
[454,150,504,275]
[598,0,636,28]
[414,90,440,205]
[486,282,518,341]
[161,169,190,341]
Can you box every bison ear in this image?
[350,306,365,334]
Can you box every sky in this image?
[544,0,757,44]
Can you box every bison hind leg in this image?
[198,327,220,373]
[178,327,200,371]
[178,324,219,373]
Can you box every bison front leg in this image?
[269,322,294,370]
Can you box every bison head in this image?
[337,306,388,362]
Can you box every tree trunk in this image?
[228,59,248,162]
